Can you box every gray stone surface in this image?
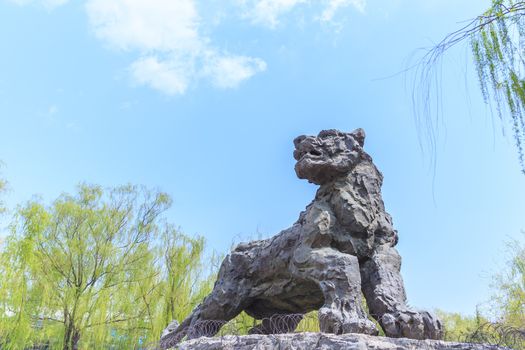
[175,333,507,350]
[160,129,443,349]
[162,320,180,338]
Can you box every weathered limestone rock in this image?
[175,333,507,350]
[160,129,443,349]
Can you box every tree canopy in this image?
[436,235,525,348]
[0,184,212,350]
[491,235,525,327]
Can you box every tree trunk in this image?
[63,313,71,350]
[72,328,80,350]
[63,321,80,350]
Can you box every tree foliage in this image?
[436,310,487,342]
[151,229,213,341]
[437,236,525,346]
[416,0,525,173]
[0,184,213,350]
[491,235,525,327]
[472,0,525,171]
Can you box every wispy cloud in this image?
[129,56,192,96]
[203,54,267,89]
[86,0,266,95]
[38,104,59,124]
[320,0,366,23]
[47,104,58,116]
[239,0,366,28]
[243,0,307,28]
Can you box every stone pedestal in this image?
[174,332,507,350]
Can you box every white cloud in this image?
[320,0,366,23]
[8,0,364,95]
[203,53,267,89]
[246,0,306,28]
[85,0,202,53]
[86,0,266,95]
[130,55,191,95]
[241,0,366,28]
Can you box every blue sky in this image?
[1,0,524,317]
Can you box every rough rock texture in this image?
[160,129,443,349]
[175,333,507,350]
[162,320,180,338]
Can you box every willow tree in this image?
[124,229,215,345]
[0,184,171,350]
[491,236,525,327]
[157,231,212,328]
[416,0,525,173]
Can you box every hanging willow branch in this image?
[415,0,525,173]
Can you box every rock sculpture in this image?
[160,129,443,349]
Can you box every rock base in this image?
[174,332,507,350]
